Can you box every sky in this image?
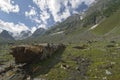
[0,0,95,36]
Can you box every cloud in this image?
[0,0,20,13]
[33,0,95,23]
[40,11,50,24]
[25,7,36,17]
[0,19,29,36]
[31,27,37,33]
[38,24,47,29]
[25,6,42,24]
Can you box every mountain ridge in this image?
[22,0,120,43]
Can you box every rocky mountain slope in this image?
[24,0,119,44]
[1,0,120,80]
[14,30,32,40]
[31,28,46,37]
[0,30,14,41]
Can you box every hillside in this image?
[1,0,120,80]
[0,30,15,43]
[92,9,120,37]
[24,0,120,44]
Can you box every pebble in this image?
[103,77,107,80]
[105,70,112,75]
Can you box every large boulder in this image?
[10,44,65,64]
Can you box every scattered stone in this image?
[26,75,31,80]
[103,77,107,80]
[99,63,114,69]
[61,64,70,70]
[72,56,91,76]
[105,70,112,75]
[115,44,119,46]
[111,62,116,65]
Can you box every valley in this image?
[0,0,120,80]
[0,41,120,80]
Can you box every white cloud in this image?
[38,24,47,29]
[33,18,41,23]
[40,11,50,24]
[25,7,42,24]
[31,27,37,33]
[0,0,20,13]
[25,7,36,17]
[33,0,95,23]
[0,19,29,37]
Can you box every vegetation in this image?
[92,9,120,36]
[1,0,120,80]
[30,41,120,80]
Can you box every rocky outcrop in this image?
[10,43,65,64]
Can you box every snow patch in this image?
[0,29,3,33]
[50,31,64,36]
[89,24,98,30]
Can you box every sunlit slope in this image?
[92,9,120,36]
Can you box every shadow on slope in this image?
[30,46,66,78]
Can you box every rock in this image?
[61,64,70,69]
[103,77,107,80]
[26,75,31,80]
[105,70,112,75]
[10,44,65,64]
[73,56,91,76]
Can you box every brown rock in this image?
[10,44,65,64]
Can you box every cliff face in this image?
[10,44,65,64]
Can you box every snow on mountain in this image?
[14,30,32,40]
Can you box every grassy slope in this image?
[92,9,120,36]
[32,41,120,80]
[0,45,13,65]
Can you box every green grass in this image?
[0,40,120,80]
[0,45,14,67]
[30,41,120,80]
[92,9,120,36]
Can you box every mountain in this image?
[0,30,14,41]
[1,1,120,80]
[92,9,120,38]
[31,28,46,37]
[45,14,82,35]
[14,30,32,40]
[1,0,119,43]
[23,0,120,43]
